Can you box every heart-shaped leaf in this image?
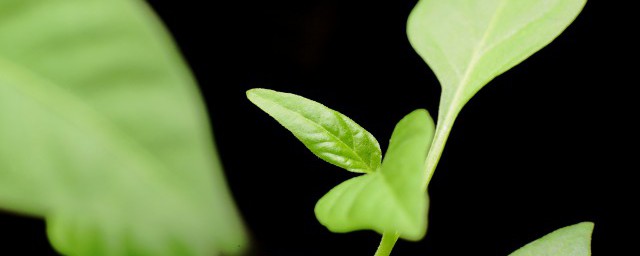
[509,222,594,256]
[315,109,435,241]
[247,88,382,173]
[0,0,246,255]
[407,0,587,119]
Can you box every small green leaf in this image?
[509,222,594,256]
[247,88,382,173]
[407,0,587,118]
[0,0,246,255]
[315,109,435,241]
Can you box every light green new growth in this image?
[248,0,589,255]
[509,222,594,256]
[246,89,382,174]
[0,0,246,255]
[248,89,435,241]
[407,0,587,185]
[315,109,434,241]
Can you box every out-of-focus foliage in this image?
[509,222,594,256]
[0,0,247,255]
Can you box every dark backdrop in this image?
[1,1,635,255]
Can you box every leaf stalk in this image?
[374,231,400,256]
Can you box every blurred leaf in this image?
[407,0,587,119]
[247,88,382,173]
[315,109,434,241]
[0,0,246,255]
[509,222,594,256]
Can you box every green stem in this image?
[374,231,400,256]
[372,108,459,256]
[422,109,458,189]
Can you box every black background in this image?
[1,1,636,255]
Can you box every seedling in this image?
[0,0,592,255]
[248,0,590,255]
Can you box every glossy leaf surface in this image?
[315,109,435,241]
[247,88,382,173]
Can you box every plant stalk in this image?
[422,109,458,189]
[374,231,400,256]
[373,107,460,255]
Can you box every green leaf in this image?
[315,109,435,241]
[509,222,594,256]
[407,0,587,119]
[0,0,246,255]
[247,88,382,173]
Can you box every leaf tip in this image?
[574,221,595,233]
[410,108,430,118]
[509,221,595,256]
[246,88,275,108]
[245,88,262,99]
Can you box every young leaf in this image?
[407,0,587,119]
[509,222,594,256]
[247,88,382,173]
[0,0,246,255]
[315,109,435,241]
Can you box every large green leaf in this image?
[509,222,594,256]
[315,109,435,241]
[0,0,246,255]
[247,88,382,173]
[407,0,587,120]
